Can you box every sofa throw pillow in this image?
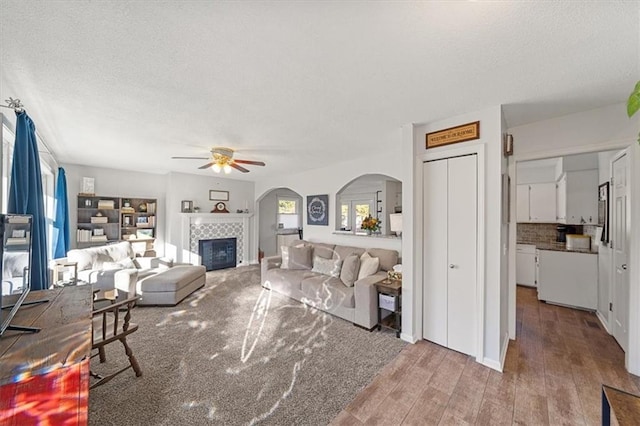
[281,243,307,269]
[357,252,380,280]
[312,256,343,278]
[340,254,360,287]
[283,245,313,270]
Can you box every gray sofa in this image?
[62,241,206,306]
[261,239,399,329]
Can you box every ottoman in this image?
[136,265,206,306]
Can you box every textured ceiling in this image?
[1,1,638,180]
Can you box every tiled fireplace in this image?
[180,213,254,266]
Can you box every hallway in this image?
[332,286,640,425]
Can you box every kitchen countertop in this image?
[517,240,598,254]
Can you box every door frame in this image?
[611,150,630,351]
[418,144,486,365]
[508,141,639,374]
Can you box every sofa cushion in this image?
[358,252,380,280]
[301,275,355,308]
[311,256,343,278]
[339,254,360,287]
[333,245,366,262]
[137,265,206,293]
[282,245,312,270]
[366,248,399,272]
[102,258,136,271]
[264,268,314,291]
[311,242,336,259]
[68,241,135,271]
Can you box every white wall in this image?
[255,148,403,255]
[61,165,256,263]
[507,102,640,375]
[164,171,255,263]
[62,164,168,254]
[410,105,507,370]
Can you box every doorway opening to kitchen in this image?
[513,148,629,350]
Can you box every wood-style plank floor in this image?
[331,286,640,425]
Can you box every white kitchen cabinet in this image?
[556,170,598,224]
[516,183,555,223]
[516,244,537,287]
[528,183,557,222]
[537,249,597,310]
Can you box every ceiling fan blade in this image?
[234,159,266,166]
[172,156,209,160]
[198,162,215,169]
[230,163,250,173]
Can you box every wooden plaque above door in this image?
[426,121,480,149]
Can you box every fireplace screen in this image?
[199,238,237,271]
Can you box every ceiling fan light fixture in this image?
[223,164,232,174]
[211,163,222,173]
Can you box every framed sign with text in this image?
[306,194,328,226]
[426,121,480,149]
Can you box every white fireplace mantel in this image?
[180,213,256,266]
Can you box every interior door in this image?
[612,153,629,351]
[423,154,477,356]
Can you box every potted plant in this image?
[361,215,381,235]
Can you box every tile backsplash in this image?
[517,223,585,245]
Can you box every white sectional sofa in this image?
[261,239,399,329]
[62,241,206,305]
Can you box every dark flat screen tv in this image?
[0,214,44,337]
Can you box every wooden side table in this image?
[375,279,402,338]
[52,261,78,287]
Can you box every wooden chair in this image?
[90,295,142,389]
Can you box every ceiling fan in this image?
[172,147,266,173]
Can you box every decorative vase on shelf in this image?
[365,229,372,235]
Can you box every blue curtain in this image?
[53,167,70,259]
[8,111,49,290]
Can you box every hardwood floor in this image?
[331,286,640,425]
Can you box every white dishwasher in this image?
[516,244,537,287]
[537,249,597,310]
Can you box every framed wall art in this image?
[209,190,229,201]
[181,200,193,213]
[307,194,328,226]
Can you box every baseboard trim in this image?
[400,333,418,343]
[596,310,612,334]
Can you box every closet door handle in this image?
[449,264,456,269]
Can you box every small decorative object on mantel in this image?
[193,206,200,213]
[80,177,95,195]
[426,121,479,149]
[307,194,328,226]
[212,201,229,213]
[181,200,193,213]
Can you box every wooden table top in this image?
[375,279,402,293]
[603,384,640,425]
[0,285,93,386]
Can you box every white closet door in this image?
[422,154,477,357]
[446,155,477,356]
[423,159,449,347]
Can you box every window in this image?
[277,196,300,229]
[278,198,297,214]
[340,199,373,231]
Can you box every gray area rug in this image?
[89,265,406,425]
